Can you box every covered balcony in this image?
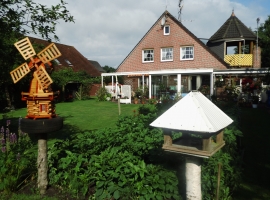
[224,54,253,67]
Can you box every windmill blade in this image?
[10,63,31,83]
[14,37,36,60]
[37,43,61,63]
[33,66,53,90]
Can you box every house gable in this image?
[117,11,229,73]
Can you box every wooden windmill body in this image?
[10,37,61,119]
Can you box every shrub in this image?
[92,147,180,200]
[198,85,210,95]
[148,98,158,105]
[47,107,180,199]
[201,105,243,199]
[138,104,157,115]
[0,119,35,194]
[96,86,110,101]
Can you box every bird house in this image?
[150,91,233,158]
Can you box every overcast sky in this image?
[31,0,270,68]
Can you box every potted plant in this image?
[134,97,139,104]
[135,87,143,100]
[141,96,147,104]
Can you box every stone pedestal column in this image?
[37,133,48,195]
[186,156,201,200]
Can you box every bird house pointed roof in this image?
[150,91,233,133]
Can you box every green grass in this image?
[1,98,140,141]
[3,98,140,130]
[56,99,139,130]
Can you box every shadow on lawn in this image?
[0,113,86,144]
[45,114,99,144]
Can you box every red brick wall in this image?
[253,46,261,68]
[90,84,101,96]
[117,16,228,72]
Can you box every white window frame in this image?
[142,49,154,63]
[164,25,170,35]
[161,47,173,61]
[180,46,194,60]
[54,59,61,65]
[65,59,73,66]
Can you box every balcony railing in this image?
[224,54,253,67]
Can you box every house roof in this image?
[117,10,229,71]
[89,60,105,73]
[208,11,256,42]
[150,91,233,133]
[28,37,101,77]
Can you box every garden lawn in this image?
[55,98,140,131]
[1,98,140,146]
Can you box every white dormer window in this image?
[54,59,61,65]
[65,59,73,66]
[142,49,154,62]
[164,25,170,35]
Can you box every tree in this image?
[258,16,270,68]
[0,0,74,108]
[0,0,74,40]
[103,65,116,73]
[102,65,124,85]
[51,68,98,101]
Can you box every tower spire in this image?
[231,8,235,16]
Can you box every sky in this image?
[31,0,270,68]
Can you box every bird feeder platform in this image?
[163,131,225,158]
[150,91,233,158]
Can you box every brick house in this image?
[109,10,228,99]
[101,10,268,100]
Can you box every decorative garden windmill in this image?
[10,37,61,119]
[10,37,64,194]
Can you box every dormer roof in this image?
[28,37,101,77]
[208,11,256,42]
